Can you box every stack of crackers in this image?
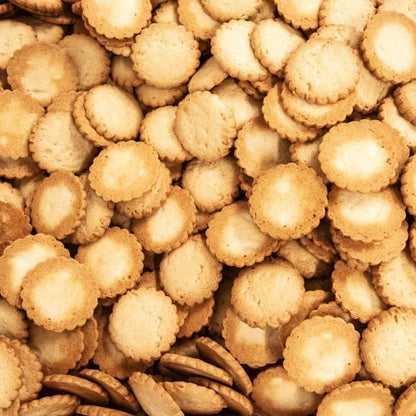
[1,0,416,415]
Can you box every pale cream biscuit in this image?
[0,299,28,341]
[0,19,36,70]
[252,365,323,416]
[316,380,394,416]
[250,18,305,77]
[360,306,416,387]
[0,338,23,409]
[0,202,32,255]
[361,11,416,83]
[84,84,143,142]
[81,0,151,39]
[309,23,363,49]
[139,105,192,163]
[0,233,69,309]
[88,141,160,203]
[331,220,408,269]
[109,288,178,362]
[132,186,196,253]
[222,308,282,368]
[211,19,269,82]
[187,56,228,93]
[262,83,323,143]
[327,185,406,243]
[373,247,416,309]
[177,0,220,40]
[206,201,280,267]
[110,55,143,89]
[116,161,172,220]
[212,77,262,130]
[283,315,361,393]
[131,22,200,89]
[30,171,87,240]
[249,163,327,240]
[175,298,213,338]
[28,322,84,375]
[174,90,236,161]
[29,110,96,173]
[159,233,221,307]
[93,313,152,380]
[378,95,416,151]
[181,156,240,213]
[135,83,187,108]
[68,173,114,245]
[378,0,416,25]
[332,260,387,324]
[15,15,64,42]
[318,119,406,192]
[75,227,144,299]
[235,116,291,179]
[231,258,305,329]
[318,0,376,32]
[274,0,323,31]
[72,92,114,148]
[280,82,357,129]
[1,337,43,403]
[200,0,261,21]
[153,0,179,23]
[21,256,99,331]
[58,34,110,90]
[0,90,44,160]
[0,156,40,180]
[277,290,333,350]
[7,42,78,107]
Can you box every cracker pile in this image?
[1,0,416,415]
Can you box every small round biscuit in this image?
[75,227,144,299]
[88,141,160,203]
[81,0,151,39]
[206,201,280,267]
[231,258,305,329]
[211,19,269,82]
[252,366,322,416]
[200,0,261,22]
[361,307,416,387]
[21,256,99,332]
[249,163,328,240]
[7,42,78,107]
[283,315,361,394]
[181,156,240,213]
[222,308,282,368]
[361,11,416,83]
[18,394,81,416]
[31,171,87,240]
[316,380,394,416]
[84,84,143,142]
[174,90,236,161]
[132,186,196,254]
[131,22,200,89]
[284,37,360,105]
[159,233,222,307]
[109,288,178,362]
[274,0,323,30]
